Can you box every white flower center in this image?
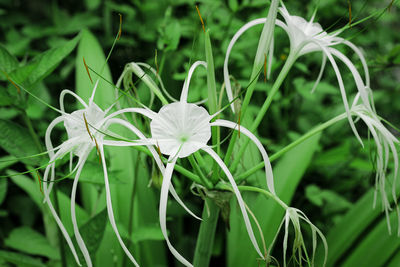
[63,102,106,156]
[150,102,212,158]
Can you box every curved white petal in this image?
[315,42,363,146]
[42,156,81,266]
[180,61,207,103]
[201,146,264,259]
[159,153,193,267]
[98,143,139,267]
[311,53,327,93]
[342,40,370,88]
[70,153,92,267]
[224,18,266,113]
[60,89,88,112]
[329,47,371,111]
[103,107,156,122]
[210,119,275,195]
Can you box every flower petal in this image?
[201,146,264,259]
[180,61,207,103]
[211,119,275,195]
[98,143,139,267]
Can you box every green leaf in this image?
[227,132,321,267]
[0,178,7,205]
[4,227,60,260]
[0,250,46,267]
[0,44,19,80]
[0,119,41,165]
[84,0,101,10]
[341,211,400,267]
[10,35,79,85]
[8,170,42,207]
[73,209,108,266]
[315,176,400,266]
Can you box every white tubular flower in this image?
[149,61,276,266]
[351,95,400,235]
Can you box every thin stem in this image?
[22,110,43,152]
[216,183,288,210]
[193,198,220,267]
[188,155,213,189]
[229,51,298,173]
[234,112,347,183]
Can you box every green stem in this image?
[193,198,220,267]
[229,51,298,173]
[216,183,288,210]
[188,155,213,189]
[234,112,347,183]
[22,110,43,152]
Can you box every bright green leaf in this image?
[5,227,60,260]
[0,250,46,267]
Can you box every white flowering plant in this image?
[0,1,399,267]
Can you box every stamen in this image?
[83,113,93,141]
[238,110,241,139]
[347,0,352,27]
[155,49,159,75]
[156,141,162,160]
[195,5,205,33]
[117,13,122,40]
[389,0,394,12]
[93,137,102,164]
[83,57,93,84]
[36,171,43,195]
[1,70,21,94]
[263,53,267,83]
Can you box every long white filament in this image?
[159,153,193,267]
[99,143,140,267]
[180,61,207,103]
[201,146,264,260]
[210,119,276,195]
[70,152,92,267]
[224,18,266,113]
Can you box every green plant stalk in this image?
[205,30,220,185]
[193,198,220,267]
[234,111,347,183]
[188,155,213,189]
[230,51,298,173]
[21,110,43,152]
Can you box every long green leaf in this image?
[341,211,400,267]
[315,176,400,266]
[0,250,46,267]
[0,119,41,165]
[10,35,79,85]
[4,227,60,260]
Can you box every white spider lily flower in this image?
[224,2,372,146]
[43,81,151,267]
[149,61,276,266]
[277,2,373,145]
[43,81,199,267]
[351,95,400,234]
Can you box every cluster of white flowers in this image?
[42,1,398,267]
